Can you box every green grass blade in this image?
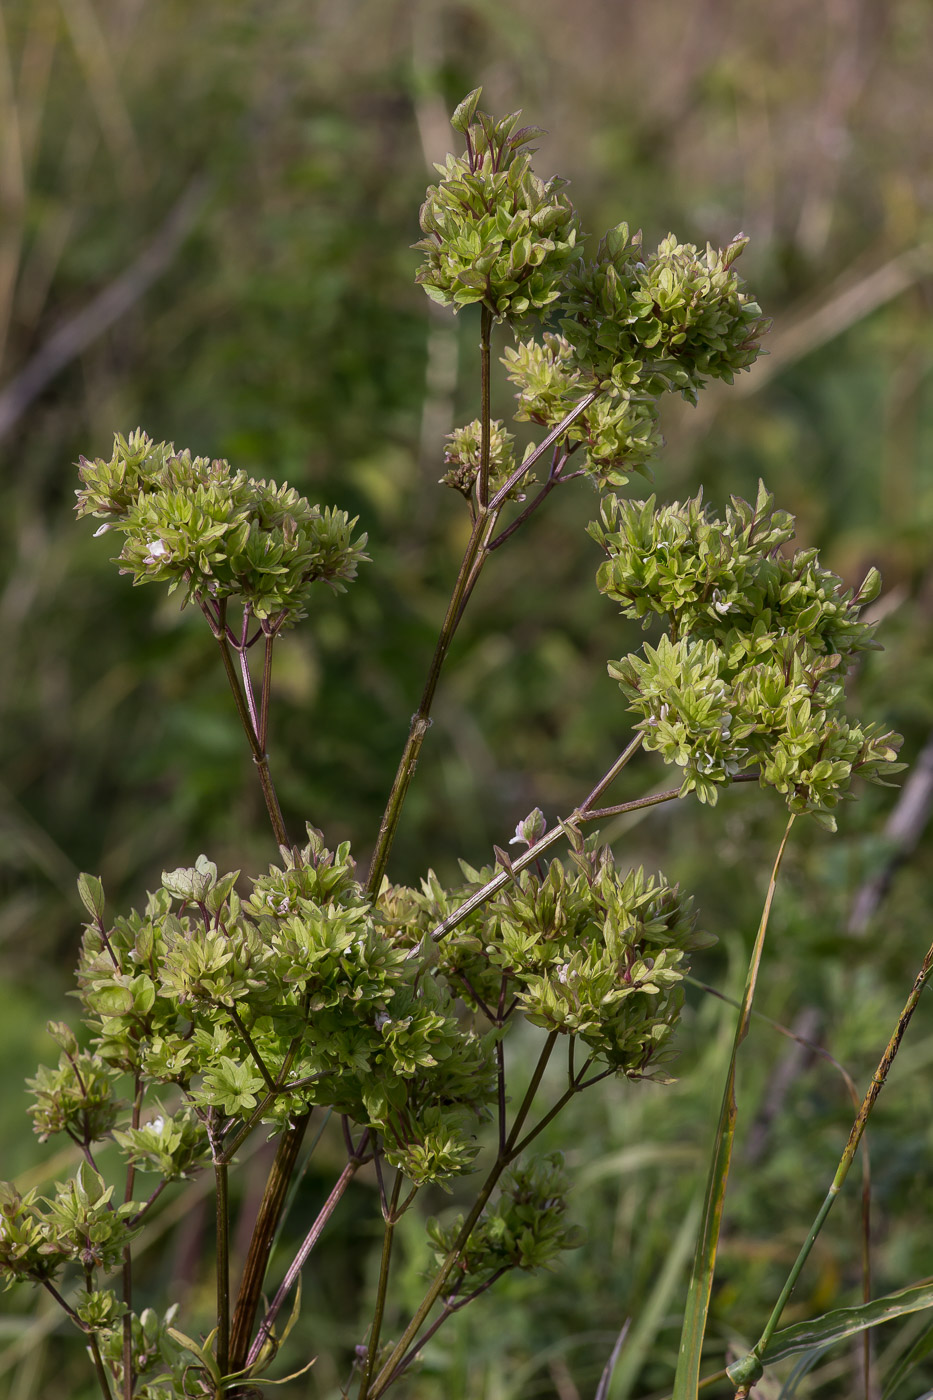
[882,1315,933,1399]
[672,817,795,1400]
[606,1194,702,1399]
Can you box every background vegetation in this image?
[1,2,932,1396]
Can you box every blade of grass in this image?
[672,815,795,1400]
[606,1194,703,1400]
[728,934,933,1396]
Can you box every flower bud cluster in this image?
[428,1154,584,1289]
[76,429,368,626]
[440,418,534,502]
[592,482,902,821]
[413,89,580,320]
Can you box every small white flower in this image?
[148,1116,165,1134]
[375,1012,391,1031]
[93,523,114,537]
[711,589,733,615]
[144,537,169,565]
[556,964,570,984]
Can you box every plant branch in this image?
[358,1173,405,1400]
[369,1033,559,1398]
[417,737,647,949]
[226,1005,277,1095]
[477,305,493,508]
[246,1132,370,1368]
[213,629,289,849]
[214,1159,230,1379]
[121,1078,142,1399]
[228,1111,311,1373]
[487,391,598,511]
[366,390,603,897]
[487,450,568,552]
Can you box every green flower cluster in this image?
[75,429,368,625]
[64,831,496,1188]
[0,1166,139,1289]
[413,88,580,320]
[503,332,662,488]
[591,483,903,821]
[440,417,536,504]
[413,840,702,1078]
[561,224,769,402]
[428,1155,584,1292]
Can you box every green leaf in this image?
[77,873,105,921]
[727,1279,933,1387]
[450,88,482,134]
[167,1326,221,1385]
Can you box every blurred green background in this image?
[2,2,933,1396]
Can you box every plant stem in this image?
[477,306,493,508]
[215,1160,230,1380]
[227,1005,277,1094]
[368,1033,559,1399]
[260,631,275,751]
[731,935,933,1397]
[488,391,598,511]
[122,1078,142,1399]
[358,1173,405,1400]
[228,1111,311,1373]
[366,503,496,896]
[246,1132,370,1368]
[367,388,603,897]
[385,1266,510,1390]
[88,1331,115,1400]
[487,450,568,551]
[417,737,646,949]
[214,630,289,849]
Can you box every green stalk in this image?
[215,1161,230,1382]
[121,1077,143,1400]
[477,306,493,508]
[729,934,933,1398]
[672,816,795,1400]
[88,1331,114,1400]
[214,629,289,849]
[358,1173,405,1400]
[368,1032,559,1399]
[227,1111,310,1374]
[366,386,603,897]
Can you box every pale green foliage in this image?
[561,224,769,401]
